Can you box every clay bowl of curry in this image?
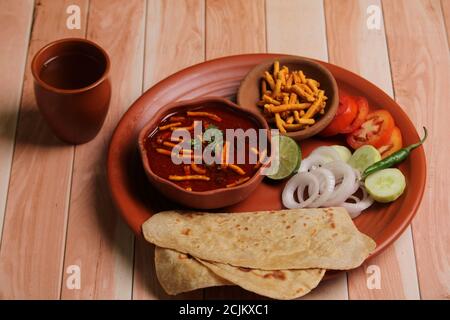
[237,56,339,141]
[138,97,270,209]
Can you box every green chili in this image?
[362,127,427,179]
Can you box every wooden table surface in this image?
[0,0,448,300]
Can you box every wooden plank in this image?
[205,0,265,60]
[204,0,265,299]
[0,1,34,242]
[143,0,205,91]
[267,0,346,299]
[325,0,420,300]
[0,0,88,299]
[441,0,450,45]
[303,275,348,300]
[266,0,328,61]
[383,0,450,300]
[60,0,145,299]
[132,0,205,300]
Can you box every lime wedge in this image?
[332,145,352,162]
[348,145,381,173]
[292,147,302,174]
[267,135,301,180]
[365,168,406,203]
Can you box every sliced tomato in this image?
[340,96,369,133]
[346,110,395,149]
[378,126,403,158]
[320,91,358,136]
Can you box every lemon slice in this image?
[267,135,301,180]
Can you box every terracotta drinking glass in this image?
[31,38,111,144]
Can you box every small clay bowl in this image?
[138,97,269,209]
[237,56,339,141]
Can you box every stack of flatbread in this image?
[142,207,376,299]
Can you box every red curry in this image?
[145,106,265,192]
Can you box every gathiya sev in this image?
[258,60,328,134]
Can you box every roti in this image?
[154,246,230,295]
[156,247,325,299]
[197,259,325,299]
[143,207,376,270]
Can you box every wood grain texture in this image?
[441,0,450,45]
[1,0,447,300]
[143,0,205,91]
[206,0,265,60]
[60,0,145,299]
[383,0,450,300]
[267,0,348,300]
[0,0,34,242]
[325,0,420,300]
[203,0,265,299]
[133,0,205,300]
[303,274,348,300]
[0,0,88,299]
[266,0,328,61]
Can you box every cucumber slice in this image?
[332,145,352,162]
[348,145,381,173]
[365,168,406,203]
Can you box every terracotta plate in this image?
[107,54,426,262]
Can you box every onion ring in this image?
[341,186,374,218]
[322,161,357,206]
[299,154,330,173]
[282,148,374,218]
[282,172,319,209]
[308,168,335,208]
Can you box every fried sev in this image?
[159,122,182,130]
[169,175,210,181]
[186,111,222,122]
[258,61,328,133]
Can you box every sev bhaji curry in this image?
[145,106,266,192]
